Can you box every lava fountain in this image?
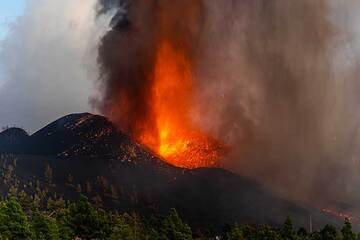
[137,40,225,168]
[98,0,226,168]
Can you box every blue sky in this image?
[0,0,26,40]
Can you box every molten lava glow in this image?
[321,208,359,223]
[137,41,224,168]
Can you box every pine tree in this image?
[227,225,244,240]
[320,224,339,240]
[0,198,32,239]
[44,164,53,185]
[31,212,60,240]
[341,218,356,240]
[160,208,193,240]
[54,206,74,240]
[85,181,92,193]
[109,214,137,240]
[257,225,280,240]
[281,216,298,240]
[68,195,111,239]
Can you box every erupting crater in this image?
[135,41,225,169]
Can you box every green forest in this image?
[0,194,358,240]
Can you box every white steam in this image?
[0,0,110,132]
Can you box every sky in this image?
[0,0,110,132]
[0,1,26,40]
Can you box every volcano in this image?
[0,113,341,230]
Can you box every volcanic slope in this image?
[0,113,340,230]
[0,127,29,153]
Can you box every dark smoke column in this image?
[95,0,157,138]
[95,0,203,138]
[95,0,354,206]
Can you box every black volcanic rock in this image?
[23,113,129,156]
[0,113,341,230]
[0,127,29,153]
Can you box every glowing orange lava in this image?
[137,41,224,168]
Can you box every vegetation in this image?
[0,195,358,240]
[0,155,359,239]
[222,217,360,240]
[0,195,193,240]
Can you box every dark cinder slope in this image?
[0,127,29,153]
[0,113,340,230]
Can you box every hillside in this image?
[0,113,341,230]
[0,127,29,153]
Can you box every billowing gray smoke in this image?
[0,0,111,132]
[96,0,360,207]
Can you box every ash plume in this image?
[95,0,360,207]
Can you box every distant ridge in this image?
[0,127,29,153]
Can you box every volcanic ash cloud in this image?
[95,0,360,206]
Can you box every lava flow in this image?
[137,41,224,168]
